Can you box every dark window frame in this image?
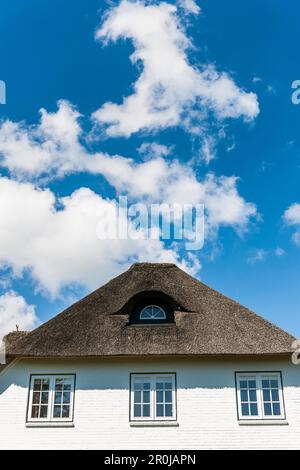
[234,371,286,421]
[129,372,178,422]
[26,373,76,424]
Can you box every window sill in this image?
[238,420,288,426]
[26,422,75,428]
[130,421,179,427]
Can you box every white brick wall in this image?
[0,357,299,449]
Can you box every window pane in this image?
[134,383,142,391]
[143,405,150,417]
[156,382,164,390]
[32,392,40,404]
[62,405,70,418]
[250,403,258,416]
[263,389,270,401]
[249,390,257,402]
[54,392,62,404]
[156,391,163,403]
[31,406,39,418]
[271,380,278,388]
[264,403,272,416]
[240,380,247,388]
[156,404,164,417]
[262,380,270,388]
[165,404,173,417]
[53,406,61,418]
[134,404,141,417]
[63,392,71,404]
[241,403,249,416]
[143,391,150,403]
[39,406,48,418]
[41,392,49,404]
[33,379,42,391]
[55,379,63,391]
[42,379,49,391]
[271,389,279,401]
[165,383,172,390]
[248,380,256,389]
[143,382,151,390]
[272,403,281,416]
[134,391,141,403]
[240,390,248,402]
[165,391,172,403]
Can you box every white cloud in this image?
[283,203,300,246]
[0,176,201,296]
[79,151,257,233]
[284,203,300,225]
[0,100,84,179]
[137,142,172,159]
[252,76,262,83]
[178,0,201,15]
[93,0,259,138]
[275,247,285,257]
[292,232,300,246]
[247,248,268,265]
[200,135,217,164]
[266,84,276,95]
[0,291,38,342]
[0,101,257,233]
[203,174,256,229]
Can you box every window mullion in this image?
[152,376,156,421]
[49,376,54,422]
[257,374,263,419]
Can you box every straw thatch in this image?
[5,263,295,359]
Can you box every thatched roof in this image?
[5,263,295,358]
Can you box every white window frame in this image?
[236,372,285,420]
[27,374,75,423]
[130,373,176,422]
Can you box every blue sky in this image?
[0,0,299,338]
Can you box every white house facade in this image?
[0,263,299,450]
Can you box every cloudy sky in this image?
[0,0,299,340]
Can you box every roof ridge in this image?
[129,262,177,269]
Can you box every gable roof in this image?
[6,263,295,359]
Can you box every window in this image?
[139,305,166,320]
[27,375,75,423]
[236,372,285,420]
[130,374,176,421]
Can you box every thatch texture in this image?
[5,263,295,358]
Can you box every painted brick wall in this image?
[0,357,299,449]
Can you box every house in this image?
[0,262,299,450]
